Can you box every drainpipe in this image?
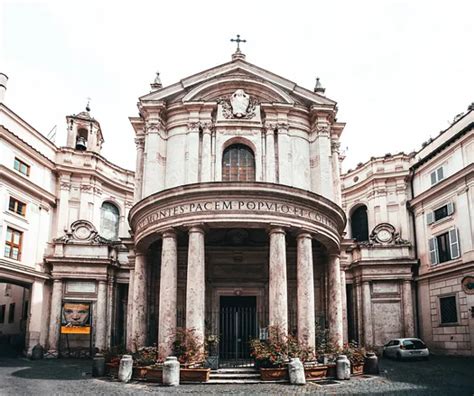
[407,166,421,338]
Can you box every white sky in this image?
[1,0,473,172]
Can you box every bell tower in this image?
[66,102,104,153]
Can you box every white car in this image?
[383,338,430,360]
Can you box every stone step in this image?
[207,379,288,384]
[210,373,260,379]
[212,369,258,374]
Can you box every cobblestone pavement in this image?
[0,355,473,395]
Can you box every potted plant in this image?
[342,341,366,375]
[250,326,290,381]
[132,346,157,380]
[173,327,210,383]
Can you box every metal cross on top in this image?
[231,34,246,51]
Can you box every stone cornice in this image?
[0,164,56,205]
[0,260,51,284]
[0,125,56,168]
[409,163,474,207]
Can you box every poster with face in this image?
[61,302,91,334]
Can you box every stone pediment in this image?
[54,220,115,245]
[140,59,336,108]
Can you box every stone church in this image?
[0,46,472,360]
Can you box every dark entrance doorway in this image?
[219,296,257,367]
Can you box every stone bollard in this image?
[364,352,379,374]
[162,356,180,386]
[336,355,351,380]
[118,355,133,383]
[92,353,106,377]
[31,344,44,360]
[288,358,306,385]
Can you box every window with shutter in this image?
[430,166,445,185]
[426,212,435,225]
[449,228,460,259]
[428,237,438,265]
[446,202,454,216]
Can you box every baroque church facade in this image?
[0,49,472,359]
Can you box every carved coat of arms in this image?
[219,89,257,119]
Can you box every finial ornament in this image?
[150,71,163,91]
[231,34,247,60]
[314,77,326,94]
[86,97,91,112]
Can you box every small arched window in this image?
[350,205,369,242]
[222,144,255,182]
[100,202,120,240]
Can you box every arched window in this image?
[350,205,369,242]
[222,144,255,182]
[100,202,120,240]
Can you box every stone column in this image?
[268,227,288,333]
[26,279,45,355]
[95,280,107,351]
[331,140,342,206]
[328,254,343,348]
[48,279,63,354]
[296,232,315,349]
[340,269,348,344]
[402,280,415,337]
[132,253,147,350]
[362,281,373,346]
[201,124,212,182]
[126,268,135,351]
[186,225,206,344]
[158,230,178,356]
[134,137,145,201]
[265,123,276,183]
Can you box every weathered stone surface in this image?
[269,227,288,333]
[288,358,306,385]
[336,354,351,380]
[132,254,147,350]
[158,230,178,356]
[163,356,180,386]
[186,226,206,345]
[296,232,315,349]
[118,355,133,383]
[328,255,343,348]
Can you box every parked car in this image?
[383,338,429,360]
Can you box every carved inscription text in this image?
[136,199,338,232]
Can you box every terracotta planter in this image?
[304,365,328,380]
[106,362,119,377]
[146,367,163,383]
[326,363,336,378]
[260,367,289,381]
[180,368,210,383]
[132,366,148,380]
[351,363,364,376]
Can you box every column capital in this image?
[98,280,107,285]
[188,223,206,234]
[296,230,312,240]
[328,252,340,259]
[135,251,146,258]
[53,279,63,284]
[162,228,177,239]
[268,226,286,236]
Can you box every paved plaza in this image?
[0,355,473,395]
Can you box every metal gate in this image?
[219,297,258,367]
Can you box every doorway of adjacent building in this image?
[219,296,257,367]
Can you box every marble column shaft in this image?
[362,280,373,346]
[186,226,206,344]
[126,268,135,351]
[48,279,63,353]
[328,255,343,349]
[402,280,415,337]
[201,127,212,182]
[265,127,276,182]
[95,280,108,351]
[132,253,147,350]
[158,230,178,356]
[340,270,348,344]
[269,227,288,333]
[296,232,315,348]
